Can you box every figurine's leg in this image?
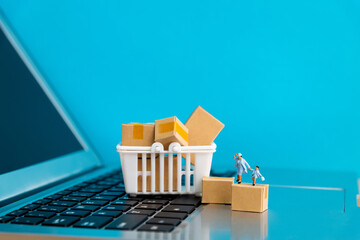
[238,175,242,184]
[252,177,256,186]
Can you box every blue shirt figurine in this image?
[251,166,265,186]
[233,153,252,184]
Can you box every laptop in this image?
[0,11,359,240]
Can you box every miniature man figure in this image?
[233,153,252,184]
[251,166,265,186]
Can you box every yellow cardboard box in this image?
[202,176,234,204]
[185,106,224,165]
[155,116,188,149]
[231,183,269,213]
[122,123,155,146]
[137,156,178,191]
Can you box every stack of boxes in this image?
[121,106,224,192]
[202,177,269,213]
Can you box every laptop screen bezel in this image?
[0,11,103,202]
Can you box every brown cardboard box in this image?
[202,176,234,204]
[137,156,178,191]
[231,183,269,213]
[155,116,188,149]
[185,106,224,165]
[122,123,155,146]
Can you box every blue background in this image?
[1,1,359,175]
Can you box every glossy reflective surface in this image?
[0,167,359,239]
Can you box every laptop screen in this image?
[0,27,83,175]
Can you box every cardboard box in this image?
[122,123,155,146]
[231,183,269,213]
[155,116,188,149]
[137,156,178,191]
[185,106,224,165]
[202,176,234,204]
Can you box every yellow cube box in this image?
[202,177,234,204]
[122,123,155,146]
[231,184,269,213]
[155,116,188,149]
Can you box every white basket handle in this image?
[151,142,164,153]
[169,142,181,153]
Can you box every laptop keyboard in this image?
[0,169,201,232]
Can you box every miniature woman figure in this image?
[251,166,265,186]
[233,153,252,184]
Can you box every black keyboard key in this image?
[149,195,178,200]
[61,210,90,218]
[120,195,143,201]
[38,206,66,213]
[154,212,187,220]
[6,210,28,217]
[87,185,109,191]
[127,209,155,216]
[70,192,95,198]
[72,205,100,212]
[136,204,162,211]
[84,179,98,184]
[56,190,72,196]
[143,199,168,205]
[26,211,56,219]
[162,205,195,214]
[49,201,77,207]
[12,217,43,225]
[33,199,51,205]
[112,200,138,206]
[96,181,115,186]
[80,188,103,194]
[87,185,109,190]
[0,216,14,223]
[75,183,89,188]
[45,194,62,200]
[73,216,112,229]
[43,216,79,227]
[106,214,147,230]
[103,205,130,212]
[91,195,117,201]
[66,186,81,192]
[93,210,122,218]
[138,224,174,232]
[171,195,201,206]
[100,192,125,197]
[107,187,125,192]
[87,184,107,189]
[147,217,180,226]
[82,200,108,206]
[21,204,40,211]
[60,196,86,202]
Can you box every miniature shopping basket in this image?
[117,142,216,196]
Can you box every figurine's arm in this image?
[244,160,252,171]
[259,171,265,181]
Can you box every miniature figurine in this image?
[233,153,252,184]
[251,166,265,186]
